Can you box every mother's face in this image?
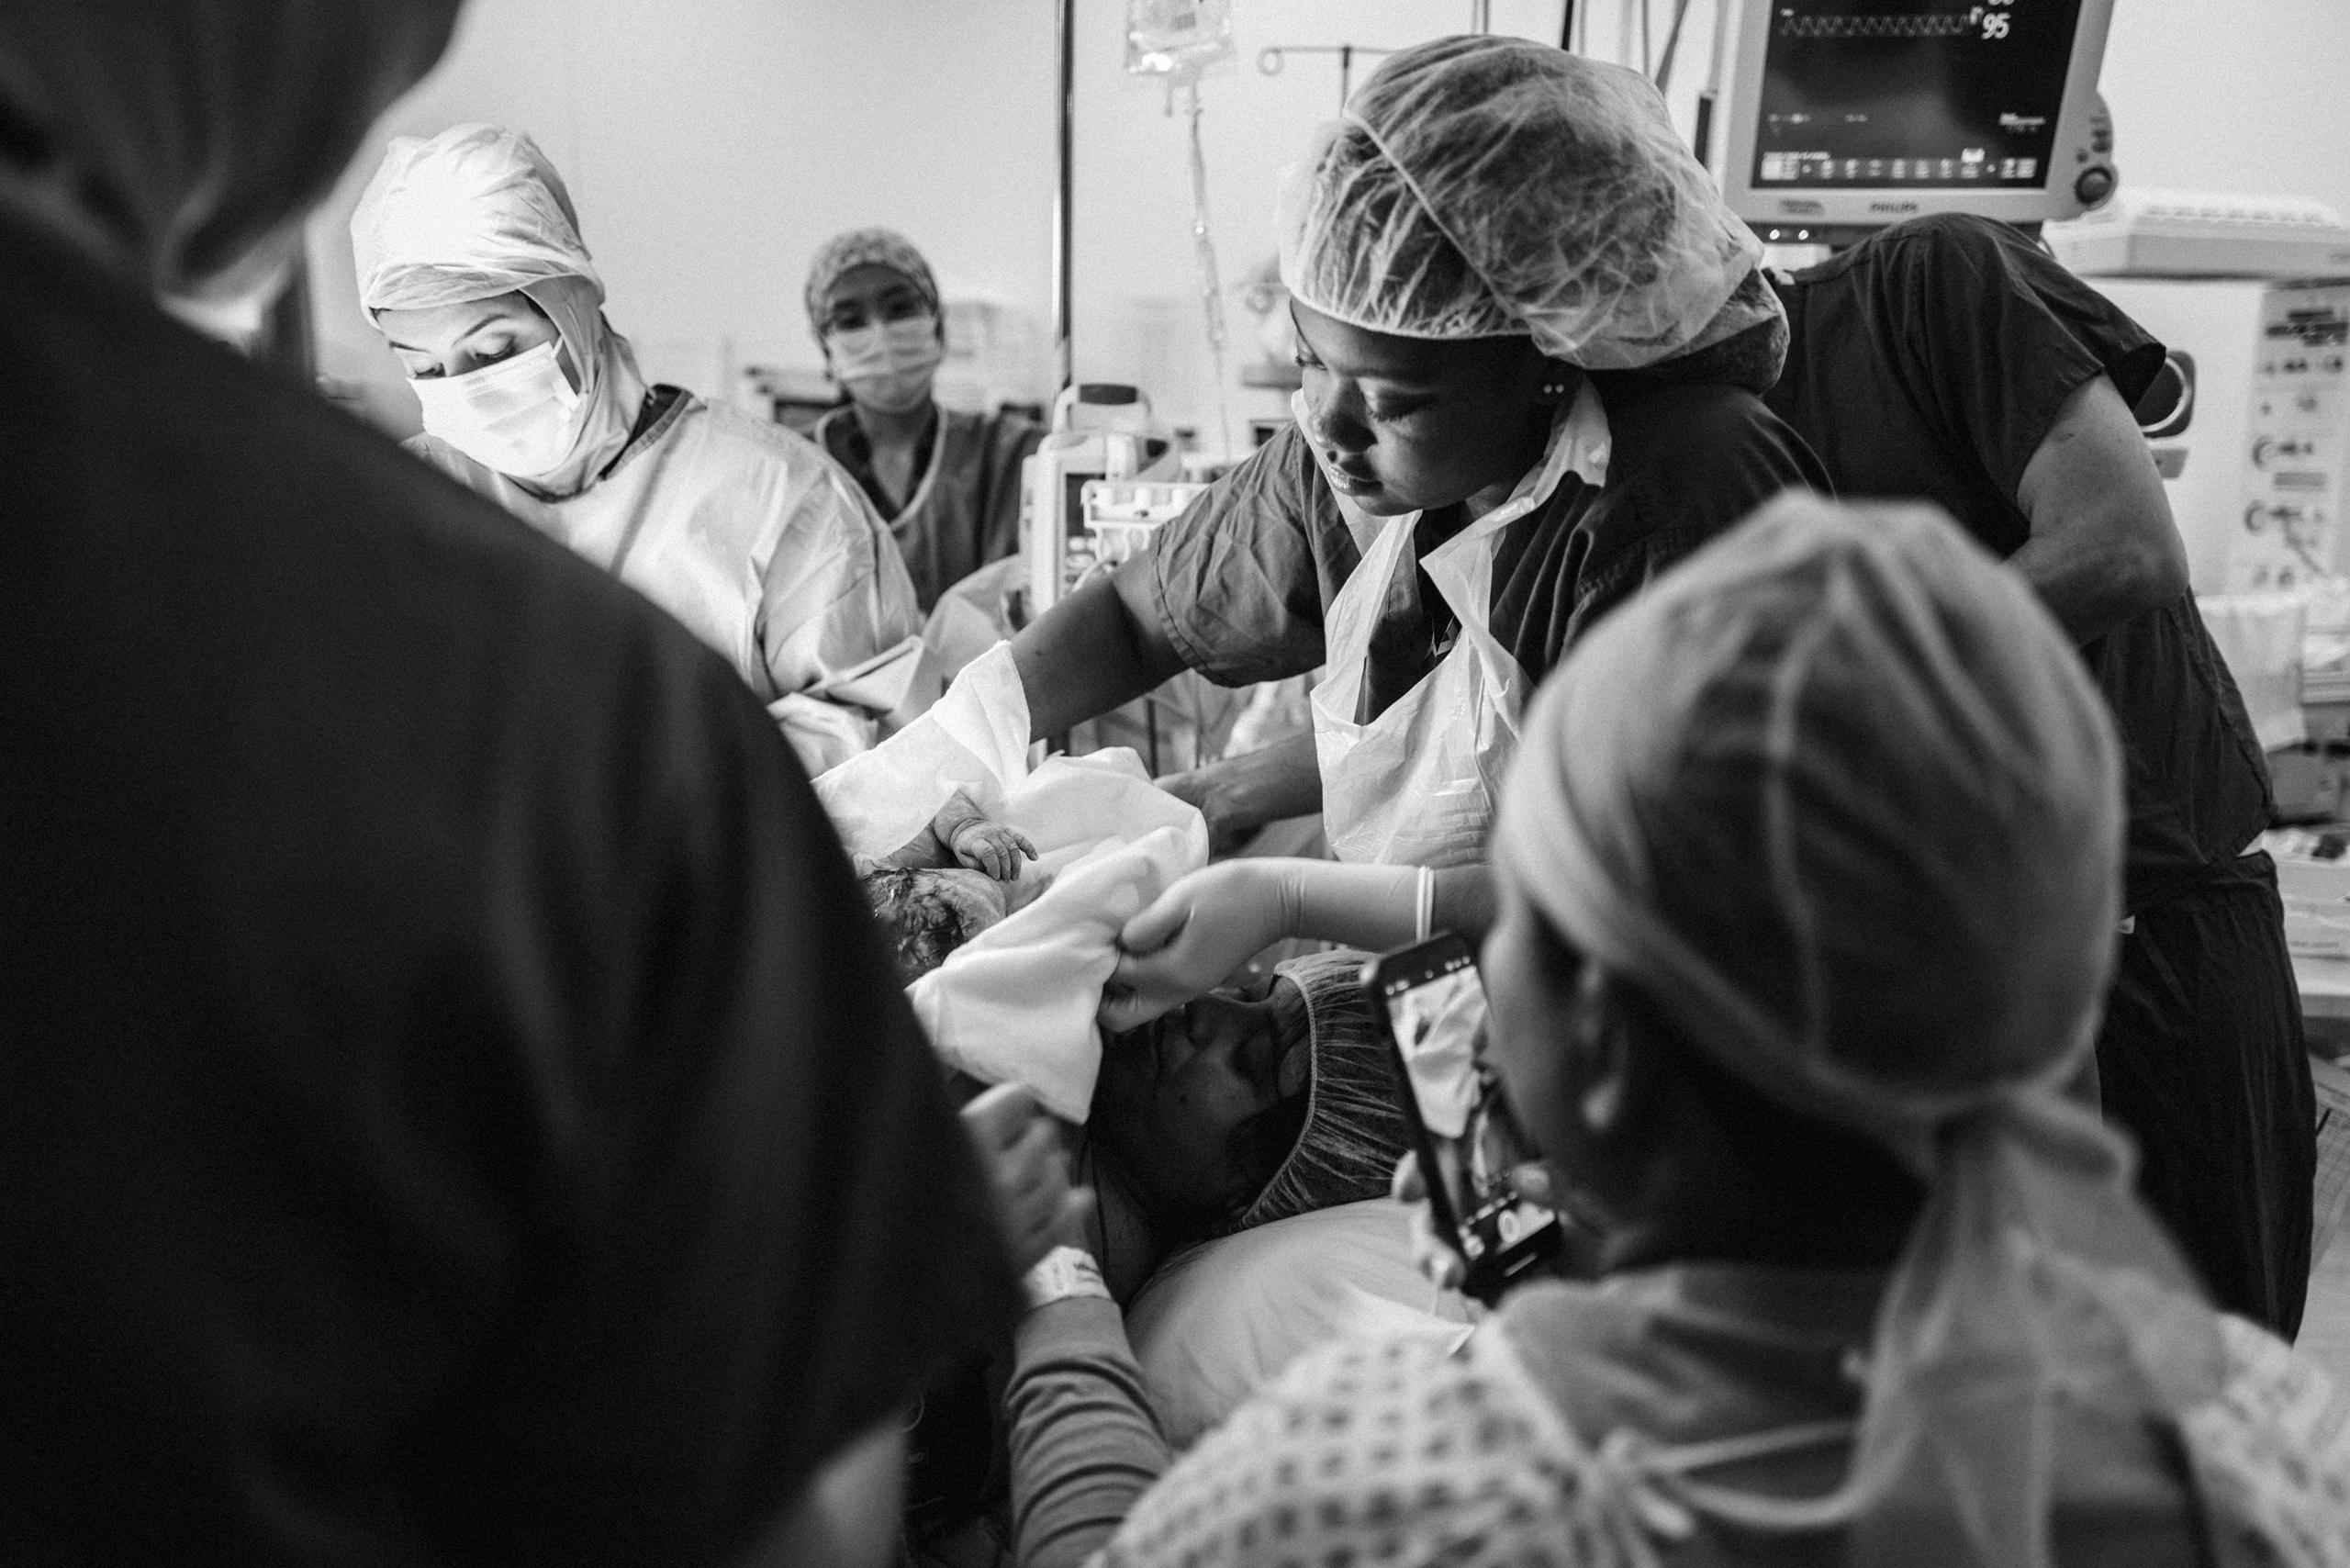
[1289,299,1557,518]
[1091,983,1310,1228]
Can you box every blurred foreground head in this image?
[1502,493,2123,1149]
[1494,495,2248,1567]
[0,1,462,300]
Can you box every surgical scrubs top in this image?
[1764,214,2311,1337]
[1763,214,2275,912]
[0,207,1018,1563]
[1142,378,1828,710]
[817,402,1042,613]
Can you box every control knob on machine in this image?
[2075,165,2117,207]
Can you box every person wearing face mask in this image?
[805,229,1041,615]
[353,126,928,776]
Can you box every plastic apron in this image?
[1305,386,1610,868]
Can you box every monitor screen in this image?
[1751,0,2085,192]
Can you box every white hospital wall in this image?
[310,0,2348,452]
[2098,0,2350,222]
[307,0,1057,436]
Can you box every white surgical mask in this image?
[410,341,585,480]
[826,314,943,415]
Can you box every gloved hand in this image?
[933,790,1037,882]
[1100,859,1300,1034]
[961,1083,1093,1273]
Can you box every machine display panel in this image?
[1751,0,2085,191]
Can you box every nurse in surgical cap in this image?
[1008,496,2350,1568]
[352,126,926,775]
[804,228,1042,615]
[974,38,1829,1023]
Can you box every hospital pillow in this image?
[1125,1198,1475,1451]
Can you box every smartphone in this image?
[1364,934,1565,1306]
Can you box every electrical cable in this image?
[1181,80,1237,461]
[1655,0,1695,89]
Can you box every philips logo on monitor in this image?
[1869,201,1921,215]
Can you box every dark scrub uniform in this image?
[1765,213,2316,1335]
[0,207,1020,1562]
[1142,378,1828,709]
[818,402,1042,613]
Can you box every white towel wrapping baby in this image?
[815,644,1211,1120]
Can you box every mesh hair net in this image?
[1276,36,1779,374]
[352,125,645,498]
[804,227,942,337]
[1237,949,1413,1231]
[1495,494,2242,1566]
[0,1,460,297]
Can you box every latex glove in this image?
[1100,859,1298,1034]
[933,790,1037,882]
[1392,1148,1564,1294]
[961,1083,1094,1273]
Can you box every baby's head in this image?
[1089,949,1412,1238]
[863,868,1010,983]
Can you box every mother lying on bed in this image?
[1067,948,1414,1302]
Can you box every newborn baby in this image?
[861,788,1041,982]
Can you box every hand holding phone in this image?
[1391,1149,1568,1294]
[1365,935,1567,1306]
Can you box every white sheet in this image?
[816,643,1210,1120]
[814,641,1032,860]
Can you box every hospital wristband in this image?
[1023,1245,1111,1311]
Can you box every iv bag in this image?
[1126,0,1234,79]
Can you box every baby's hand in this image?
[933,790,1036,882]
[949,818,1037,882]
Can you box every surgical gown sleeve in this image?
[1141,425,1361,688]
[755,438,926,696]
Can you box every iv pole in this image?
[1256,43,1399,112]
[1052,0,1075,395]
